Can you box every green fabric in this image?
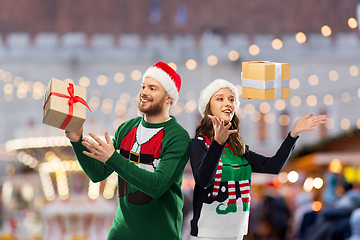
[220,148,252,182]
[71,116,190,240]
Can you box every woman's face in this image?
[209,88,236,124]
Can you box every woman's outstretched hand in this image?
[208,115,237,145]
[290,113,327,138]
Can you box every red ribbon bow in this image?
[43,82,91,130]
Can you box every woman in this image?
[189,79,327,240]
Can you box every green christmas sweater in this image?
[71,116,190,240]
[189,133,298,238]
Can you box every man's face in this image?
[138,77,169,116]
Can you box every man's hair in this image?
[195,103,245,156]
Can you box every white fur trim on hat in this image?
[142,67,179,105]
[198,79,240,117]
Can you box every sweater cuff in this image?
[70,135,83,147]
[287,131,299,141]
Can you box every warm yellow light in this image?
[168,62,177,71]
[250,111,261,122]
[4,83,13,94]
[288,171,299,183]
[348,18,358,29]
[312,201,322,211]
[249,44,260,56]
[131,70,142,81]
[272,38,283,50]
[289,78,300,89]
[290,96,301,107]
[264,112,275,124]
[5,164,15,175]
[341,118,350,130]
[295,32,307,44]
[228,50,240,61]
[308,75,319,86]
[244,104,255,115]
[306,95,317,107]
[97,75,108,85]
[329,159,343,174]
[321,25,332,37]
[114,72,125,83]
[349,66,359,76]
[323,94,334,106]
[329,70,339,81]
[279,114,290,126]
[207,55,218,66]
[303,177,314,192]
[341,92,351,103]
[259,102,270,114]
[79,76,90,87]
[325,118,335,130]
[313,177,324,189]
[120,92,131,102]
[2,71,12,82]
[186,59,197,70]
[278,172,288,183]
[89,97,100,110]
[170,103,182,115]
[357,119,360,129]
[274,99,286,111]
[184,100,197,113]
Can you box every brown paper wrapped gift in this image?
[242,61,289,100]
[43,78,91,133]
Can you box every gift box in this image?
[241,61,289,100]
[43,78,90,133]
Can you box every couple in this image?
[66,61,327,240]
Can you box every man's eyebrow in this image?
[142,84,159,88]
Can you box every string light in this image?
[131,70,142,81]
[271,38,283,50]
[249,44,260,56]
[348,18,358,29]
[306,95,317,107]
[289,78,300,89]
[228,50,239,61]
[114,72,125,83]
[295,32,307,44]
[207,55,218,66]
[79,76,90,87]
[186,59,197,70]
[97,75,108,85]
[290,96,301,107]
[323,94,334,106]
[321,25,332,37]
[341,118,350,130]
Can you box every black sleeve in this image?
[189,137,225,188]
[246,132,299,174]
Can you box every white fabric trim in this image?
[142,67,179,105]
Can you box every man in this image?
[66,61,190,240]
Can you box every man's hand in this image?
[65,126,83,142]
[81,132,115,163]
[290,113,327,138]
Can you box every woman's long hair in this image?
[195,103,246,156]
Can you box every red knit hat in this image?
[142,61,181,105]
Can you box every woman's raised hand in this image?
[290,113,327,138]
[208,115,237,145]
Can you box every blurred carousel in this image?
[0,125,117,240]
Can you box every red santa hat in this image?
[198,79,240,117]
[142,61,181,105]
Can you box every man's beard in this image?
[138,94,166,117]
